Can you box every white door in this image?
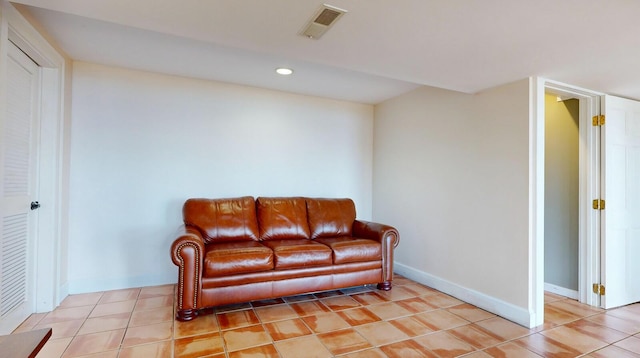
[600,95,640,309]
[0,41,40,334]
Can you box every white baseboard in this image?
[544,282,579,300]
[394,262,535,328]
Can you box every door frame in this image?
[0,2,67,312]
[531,77,603,325]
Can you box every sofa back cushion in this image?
[257,197,311,240]
[183,196,259,243]
[306,198,356,239]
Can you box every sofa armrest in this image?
[170,225,205,319]
[353,220,399,289]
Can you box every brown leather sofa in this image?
[170,196,399,321]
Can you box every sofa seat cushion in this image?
[315,237,382,264]
[261,239,332,269]
[204,241,273,277]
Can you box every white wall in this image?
[373,80,532,325]
[69,62,373,293]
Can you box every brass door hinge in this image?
[592,115,605,126]
[592,199,605,210]
[593,283,606,295]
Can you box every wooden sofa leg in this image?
[377,281,392,291]
[176,309,198,321]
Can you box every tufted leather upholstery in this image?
[171,196,399,321]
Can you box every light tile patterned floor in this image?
[13,275,640,357]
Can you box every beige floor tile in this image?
[587,313,640,335]
[217,309,259,331]
[301,311,350,333]
[34,319,84,339]
[263,318,312,341]
[274,335,332,358]
[228,344,280,358]
[423,292,464,308]
[342,347,389,358]
[544,303,584,325]
[59,292,103,308]
[587,344,640,358]
[320,295,361,311]
[62,329,125,357]
[403,283,439,296]
[77,312,131,335]
[254,304,298,322]
[540,325,608,353]
[121,321,173,347]
[350,291,389,305]
[40,306,94,325]
[13,312,47,332]
[118,340,172,358]
[515,333,581,357]
[336,307,381,326]
[544,291,567,304]
[317,328,372,355]
[354,320,409,346]
[484,342,543,357]
[448,323,503,349]
[89,300,136,318]
[473,316,533,341]
[413,331,476,358]
[413,309,469,331]
[98,288,140,304]
[133,295,173,312]
[376,286,420,301]
[289,300,331,316]
[174,313,220,338]
[34,337,73,358]
[446,303,496,322]
[380,339,439,358]
[616,336,640,354]
[222,324,272,352]
[138,284,174,299]
[396,296,438,314]
[389,315,435,337]
[314,290,344,299]
[366,301,414,320]
[129,306,173,327]
[564,319,629,344]
[174,332,224,358]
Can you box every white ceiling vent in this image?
[301,4,347,39]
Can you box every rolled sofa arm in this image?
[170,225,205,320]
[353,220,400,290]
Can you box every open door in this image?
[600,95,640,309]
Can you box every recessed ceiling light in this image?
[276,67,294,75]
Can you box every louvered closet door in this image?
[0,41,40,334]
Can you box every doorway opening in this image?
[543,92,580,300]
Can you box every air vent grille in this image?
[301,4,347,39]
[314,8,341,26]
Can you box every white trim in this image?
[544,283,579,300]
[395,262,534,328]
[534,77,604,311]
[529,77,545,328]
[1,1,67,312]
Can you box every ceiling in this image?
[10,0,640,104]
